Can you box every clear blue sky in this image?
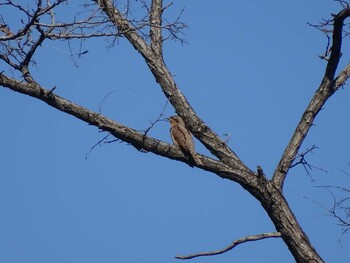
[1,1,350,262]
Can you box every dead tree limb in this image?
[175,232,282,260]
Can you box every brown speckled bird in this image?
[168,116,202,166]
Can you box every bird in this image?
[168,115,202,166]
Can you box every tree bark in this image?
[2,1,350,262]
[255,182,323,263]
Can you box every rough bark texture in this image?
[256,183,323,263]
[1,1,350,262]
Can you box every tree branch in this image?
[334,62,350,88]
[149,0,163,57]
[175,232,282,260]
[1,2,339,262]
[95,0,251,172]
[20,28,47,81]
[272,7,350,189]
[0,72,255,186]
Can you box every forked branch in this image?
[95,0,251,172]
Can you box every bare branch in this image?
[290,145,318,170]
[175,232,282,260]
[20,28,47,80]
[334,62,350,88]
[272,7,350,189]
[314,185,350,233]
[95,0,251,172]
[0,2,341,262]
[85,133,111,160]
[142,100,168,137]
[0,72,253,184]
[307,22,331,60]
[98,89,130,114]
[149,0,163,57]
[96,0,151,55]
[288,145,327,180]
[337,0,350,9]
[162,8,187,44]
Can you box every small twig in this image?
[98,89,129,114]
[337,0,350,9]
[47,85,56,95]
[175,232,282,260]
[85,133,111,159]
[142,100,169,137]
[308,21,332,60]
[222,132,231,143]
[313,185,350,234]
[289,145,328,182]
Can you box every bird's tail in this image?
[188,149,202,166]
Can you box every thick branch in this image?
[1,68,322,262]
[272,7,350,189]
[149,0,163,57]
[0,2,332,262]
[256,182,324,263]
[0,73,255,186]
[97,0,154,60]
[175,232,281,260]
[95,0,251,172]
[324,8,350,80]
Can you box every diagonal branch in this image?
[175,232,282,260]
[95,0,251,172]
[20,28,47,80]
[0,72,254,186]
[149,0,163,57]
[272,7,350,189]
[334,62,350,88]
[97,0,154,61]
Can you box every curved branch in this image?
[175,232,282,260]
[272,7,350,189]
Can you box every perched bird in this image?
[168,115,202,166]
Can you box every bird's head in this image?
[168,116,184,126]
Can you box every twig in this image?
[98,89,130,114]
[313,186,350,234]
[85,133,111,159]
[175,232,281,260]
[143,100,169,137]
